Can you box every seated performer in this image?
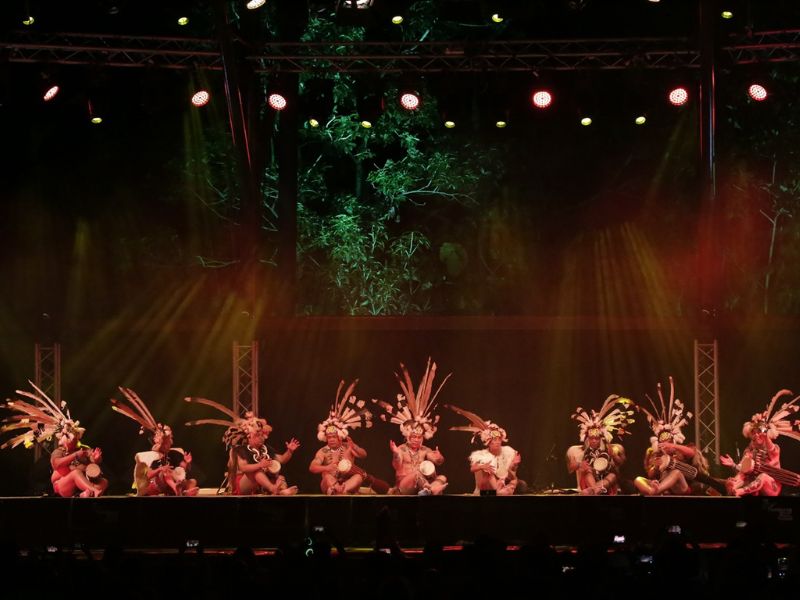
[721,389,800,496]
[566,395,634,495]
[446,404,521,495]
[1,382,107,497]
[634,377,717,496]
[184,397,299,495]
[112,387,199,496]
[310,378,377,495]
[374,358,449,495]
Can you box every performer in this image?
[565,395,634,495]
[373,358,449,495]
[111,387,198,496]
[1,382,107,497]
[185,397,299,495]
[309,378,379,494]
[634,377,715,496]
[446,404,521,495]
[721,389,800,496]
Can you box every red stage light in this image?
[531,90,553,109]
[191,90,210,107]
[668,87,688,106]
[748,84,768,102]
[268,93,288,111]
[399,92,420,111]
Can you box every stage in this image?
[1,494,797,550]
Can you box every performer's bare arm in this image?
[660,442,695,460]
[309,449,336,474]
[51,448,84,470]
[389,440,403,470]
[427,446,445,466]
[238,454,272,474]
[347,437,367,459]
[276,438,300,464]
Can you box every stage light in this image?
[495,120,507,128]
[721,10,733,19]
[268,93,288,111]
[91,116,103,124]
[88,100,103,124]
[444,120,456,129]
[308,118,320,128]
[391,15,403,25]
[531,90,553,109]
[191,90,210,107]
[23,15,35,25]
[580,117,592,126]
[342,0,374,8]
[648,0,660,3]
[635,115,647,125]
[399,92,420,111]
[491,14,503,23]
[43,85,60,102]
[178,16,189,26]
[668,87,689,106]
[748,84,767,102]
[360,120,373,129]
[246,0,267,9]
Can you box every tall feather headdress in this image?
[372,358,451,440]
[445,404,507,445]
[184,396,271,448]
[571,394,635,444]
[1,381,85,449]
[743,389,800,442]
[636,377,691,445]
[110,387,172,445]
[317,378,373,441]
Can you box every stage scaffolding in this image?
[694,340,720,464]
[232,341,259,419]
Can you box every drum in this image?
[739,454,754,474]
[591,456,609,473]
[419,460,436,478]
[658,454,673,472]
[337,459,352,475]
[85,463,102,480]
[267,460,282,474]
[172,466,187,483]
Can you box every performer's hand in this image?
[286,438,301,452]
[719,454,735,468]
[659,442,674,452]
[258,458,272,470]
[183,451,192,464]
[482,463,496,474]
[512,452,521,466]
[578,460,591,474]
[326,463,339,474]
[431,446,443,460]
[389,440,398,453]
[90,447,103,463]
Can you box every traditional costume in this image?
[565,394,634,495]
[373,358,450,495]
[446,404,520,495]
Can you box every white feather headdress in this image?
[373,358,451,440]
[111,387,173,446]
[445,404,507,445]
[1,381,85,449]
[742,389,800,442]
[637,377,691,445]
[571,394,635,443]
[317,378,373,441]
[184,397,271,448]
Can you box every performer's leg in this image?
[397,473,420,495]
[57,470,102,498]
[658,469,689,495]
[634,476,660,496]
[429,476,448,495]
[321,473,337,494]
[182,478,200,496]
[341,473,364,494]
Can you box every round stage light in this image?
[531,90,553,109]
[391,15,404,25]
[91,116,103,124]
[491,14,503,23]
[399,92,420,111]
[668,87,689,106]
[23,16,35,25]
[495,120,507,128]
[635,115,647,125]
[444,120,456,129]
[580,117,592,126]
[308,118,320,128]
[246,0,267,9]
[178,16,189,26]
[191,90,210,107]
[43,85,60,102]
[721,10,733,19]
[748,84,768,102]
[268,93,288,111]
[360,120,373,129]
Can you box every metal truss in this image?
[232,341,259,419]
[694,340,720,465]
[3,30,800,72]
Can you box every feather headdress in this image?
[111,387,173,447]
[317,378,373,441]
[637,377,691,445]
[184,396,271,448]
[743,389,800,442]
[571,394,635,444]
[372,358,451,440]
[445,404,507,445]
[1,381,85,449]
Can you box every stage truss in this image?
[694,340,720,464]
[232,341,259,419]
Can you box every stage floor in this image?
[2,493,798,549]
